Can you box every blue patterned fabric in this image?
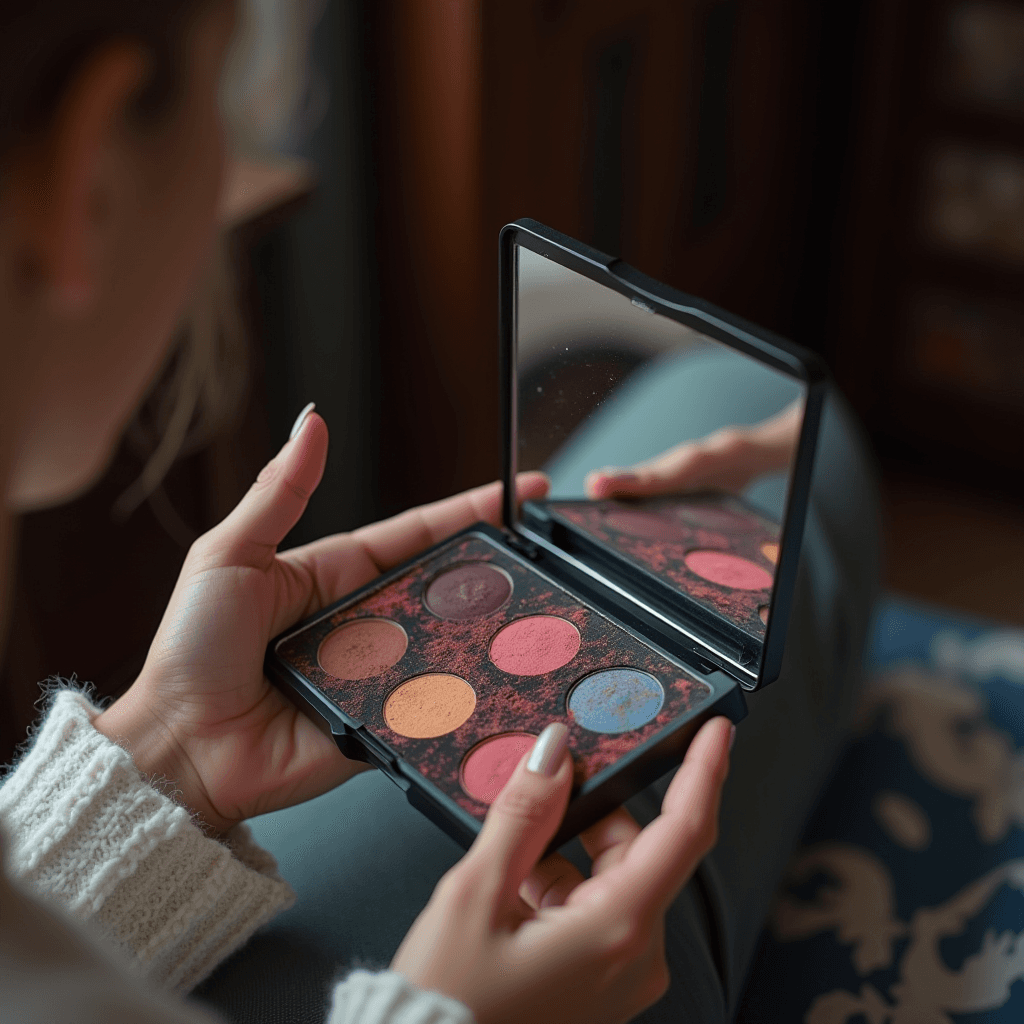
[737,598,1024,1023]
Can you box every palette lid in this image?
[499,219,826,692]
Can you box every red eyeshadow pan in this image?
[460,732,536,804]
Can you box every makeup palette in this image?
[266,219,826,849]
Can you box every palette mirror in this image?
[508,237,819,690]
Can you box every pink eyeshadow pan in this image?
[460,732,536,804]
[685,550,773,591]
[489,615,582,675]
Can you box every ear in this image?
[14,42,148,311]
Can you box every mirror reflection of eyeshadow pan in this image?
[684,550,773,591]
[460,732,536,804]
[384,673,476,738]
[761,542,779,564]
[318,618,408,680]
[568,669,665,734]
[424,563,513,620]
[604,508,689,542]
[489,615,581,675]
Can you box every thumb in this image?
[467,723,573,902]
[206,404,328,568]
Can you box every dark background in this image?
[3,0,1023,761]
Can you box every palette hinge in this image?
[505,534,541,561]
[359,729,398,770]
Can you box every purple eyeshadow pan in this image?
[424,562,513,620]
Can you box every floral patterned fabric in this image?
[737,598,1024,1023]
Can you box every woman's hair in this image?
[1,1,247,540]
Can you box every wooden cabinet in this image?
[365,0,846,511]
[832,0,1024,486]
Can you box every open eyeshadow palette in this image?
[266,219,826,849]
[270,530,731,847]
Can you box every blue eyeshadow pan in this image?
[568,668,665,734]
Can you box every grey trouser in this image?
[195,371,881,1024]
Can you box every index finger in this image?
[278,472,549,617]
[352,471,549,573]
[603,716,732,914]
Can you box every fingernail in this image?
[527,723,569,777]
[729,724,737,751]
[289,401,316,440]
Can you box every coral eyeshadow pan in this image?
[318,618,408,680]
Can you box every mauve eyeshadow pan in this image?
[424,563,512,620]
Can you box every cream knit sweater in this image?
[0,689,473,1024]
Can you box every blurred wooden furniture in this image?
[365,0,850,513]
[833,0,1024,491]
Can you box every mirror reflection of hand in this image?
[585,400,803,499]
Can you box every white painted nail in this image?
[527,723,569,777]
[289,402,316,441]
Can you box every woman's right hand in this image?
[392,715,733,1024]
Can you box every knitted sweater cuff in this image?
[0,688,295,994]
[330,971,475,1024]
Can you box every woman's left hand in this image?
[96,409,548,833]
